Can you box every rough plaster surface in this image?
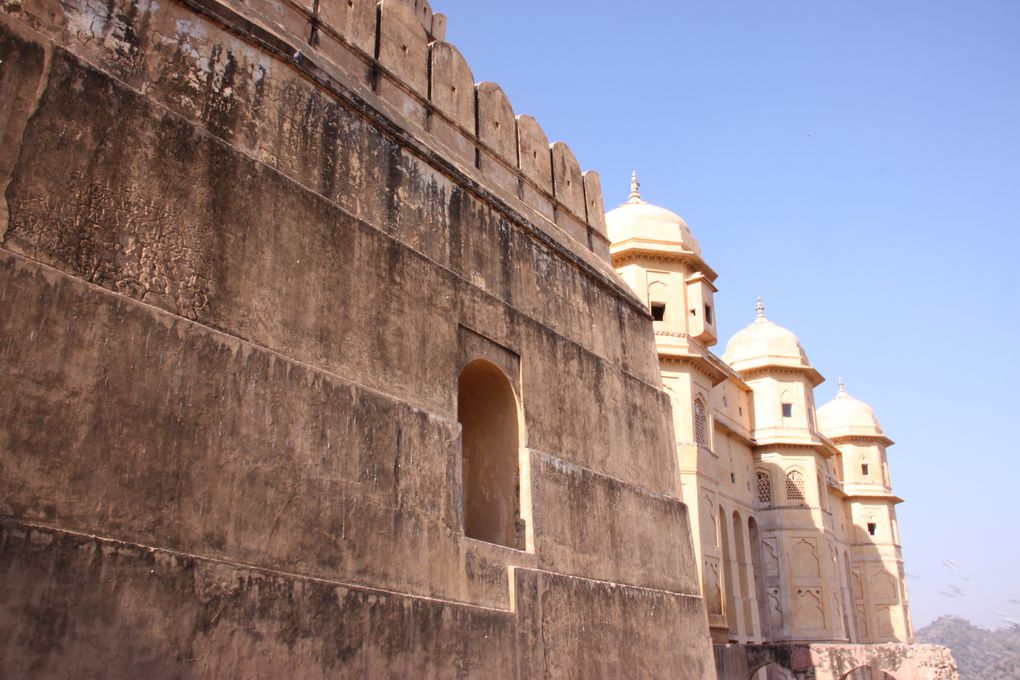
[0,0,715,675]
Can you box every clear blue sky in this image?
[438,0,1020,630]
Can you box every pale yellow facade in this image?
[606,175,913,647]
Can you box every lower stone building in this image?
[607,176,956,679]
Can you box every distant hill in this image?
[916,616,1020,680]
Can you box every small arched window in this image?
[785,469,806,504]
[648,281,669,322]
[694,399,709,448]
[756,470,773,507]
[458,359,522,549]
[865,514,879,538]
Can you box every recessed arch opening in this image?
[747,662,795,680]
[719,503,737,639]
[839,667,900,680]
[748,516,769,639]
[732,510,753,637]
[458,359,524,549]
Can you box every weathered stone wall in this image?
[0,0,714,675]
[0,523,713,679]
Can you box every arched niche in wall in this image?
[458,358,522,549]
[839,668,900,680]
[747,662,795,680]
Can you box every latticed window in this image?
[694,400,708,448]
[785,470,806,503]
[756,471,772,507]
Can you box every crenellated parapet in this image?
[215,0,610,259]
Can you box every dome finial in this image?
[755,297,765,318]
[838,376,847,395]
[628,171,642,203]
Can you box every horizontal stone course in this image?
[0,521,715,679]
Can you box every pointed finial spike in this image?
[838,376,847,394]
[755,297,765,318]
[628,171,641,202]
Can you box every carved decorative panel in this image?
[767,587,784,630]
[872,569,899,604]
[876,604,895,637]
[856,605,869,637]
[792,538,820,578]
[701,492,717,546]
[703,558,722,615]
[763,538,780,578]
[794,588,825,630]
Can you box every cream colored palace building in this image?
[607,175,913,646]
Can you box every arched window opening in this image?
[843,551,858,642]
[458,359,522,549]
[780,390,794,419]
[839,668,900,680]
[748,517,770,640]
[719,504,737,640]
[756,470,773,507]
[694,399,709,448]
[785,469,806,504]
[733,511,753,637]
[748,663,795,680]
[648,281,669,322]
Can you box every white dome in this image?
[722,301,812,373]
[605,174,701,257]
[818,381,885,439]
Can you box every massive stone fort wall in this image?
[0,0,962,678]
[0,0,717,677]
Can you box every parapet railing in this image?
[215,0,610,259]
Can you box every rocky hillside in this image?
[916,616,1020,680]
